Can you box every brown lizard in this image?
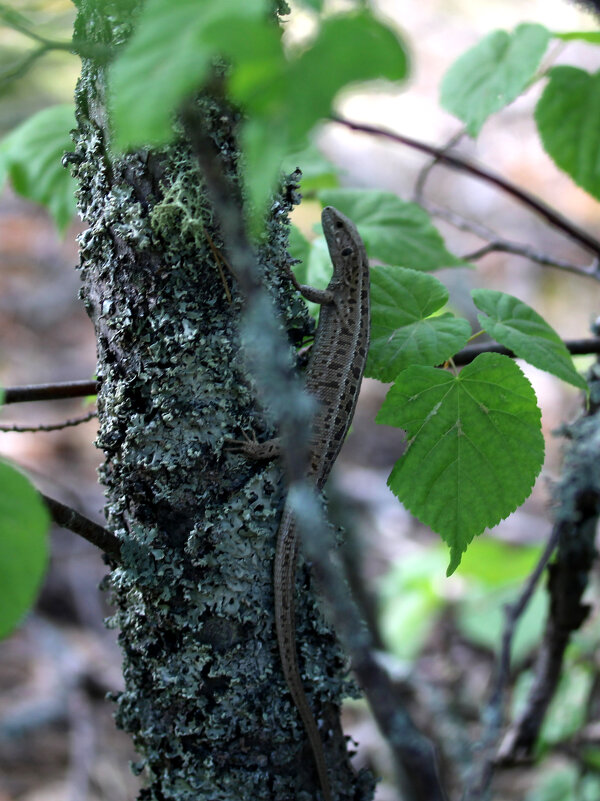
[235,206,370,801]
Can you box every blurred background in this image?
[1,1,599,800]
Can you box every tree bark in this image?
[70,1,369,799]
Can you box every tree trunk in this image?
[70,1,370,799]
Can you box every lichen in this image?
[69,2,364,799]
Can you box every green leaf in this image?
[457,537,543,587]
[282,142,340,192]
[581,777,600,801]
[288,224,311,269]
[292,233,334,317]
[109,0,271,148]
[553,31,600,43]
[285,10,408,144]
[540,663,593,744]
[457,584,546,663]
[472,289,587,390]
[535,66,600,201]
[0,105,77,232]
[441,23,550,136]
[523,764,578,801]
[292,0,323,10]
[241,117,289,232]
[366,266,471,381]
[377,353,544,574]
[0,461,49,639]
[109,2,408,226]
[319,189,468,269]
[582,746,600,771]
[379,549,448,660]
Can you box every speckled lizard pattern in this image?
[237,206,370,801]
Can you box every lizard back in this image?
[305,206,371,488]
[274,206,370,801]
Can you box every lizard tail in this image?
[274,510,334,801]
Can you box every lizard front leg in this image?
[225,436,282,461]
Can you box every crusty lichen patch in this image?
[69,3,363,799]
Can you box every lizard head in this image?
[321,206,366,281]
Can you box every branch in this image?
[462,241,598,277]
[414,130,466,203]
[2,380,98,404]
[0,410,97,432]
[181,102,312,486]
[0,44,53,84]
[462,527,560,799]
[496,357,600,763]
[423,200,598,279]
[295,487,448,801]
[452,338,600,367]
[41,492,120,562]
[331,116,600,260]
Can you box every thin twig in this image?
[294,488,448,801]
[462,241,598,277]
[41,492,120,562]
[0,410,97,433]
[203,226,233,303]
[462,528,560,800]
[452,338,600,366]
[423,200,599,278]
[0,45,52,83]
[331,115,600,259]
[2,380,98,404]
[414,129,466,203]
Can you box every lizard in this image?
[233,206,370,801]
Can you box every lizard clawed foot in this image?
[224,427,257,455]
[224,430,281,462]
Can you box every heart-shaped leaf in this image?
[377,354,544,574]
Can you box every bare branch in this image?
[453,338,600,366]
[0,410,97,433]
[496,357,600,764]
[423,200,598,278]
[462,528,560,799]
[331,116,600,260]
[2,380,98,404]
[414,129,466,203]
[41,492,120,562]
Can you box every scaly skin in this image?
[238,207,370,800]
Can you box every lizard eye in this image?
[341,246,353,257]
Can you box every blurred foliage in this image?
[0,0,77,133]
[379,538,546,661]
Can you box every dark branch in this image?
[422,200,598,278]
[0,410,97,432]
[331,116,600,259]
[463,527,560,799]
[181,102,312,487]
[496,355,600,763]
[41,492,120,562]
[452,338,600,367]
[3,338,597,410]
[2,380,98,404]
[414,129,466,203]
[296,489,448,801]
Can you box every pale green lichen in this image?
[69,2,366,799]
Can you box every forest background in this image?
[1,1,600,800]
